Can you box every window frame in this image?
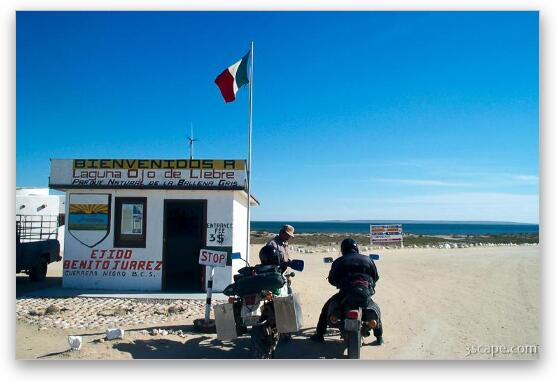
[114,197,147,248]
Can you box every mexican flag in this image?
[214,51,250,103]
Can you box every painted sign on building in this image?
[49,159,247,190]
[207,222,233,246]
[63,248,162,279]
[370,224,403,246]
[68,194,111,248]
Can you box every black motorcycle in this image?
[323,254,381,359]
[223,259,304,359]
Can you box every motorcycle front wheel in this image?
[250,324,276,359]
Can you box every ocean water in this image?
[251,221,539,235]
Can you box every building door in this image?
[163,200,206,291]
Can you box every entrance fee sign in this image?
[199,249,228,268]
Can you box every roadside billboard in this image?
[370,224,403,247]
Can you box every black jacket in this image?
[328,251,379,291]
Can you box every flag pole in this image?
[246,41,254,263]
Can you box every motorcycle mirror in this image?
[369,254,380,260]
[323,257,334,264]
[289,259,305,271]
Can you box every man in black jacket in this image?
[310,238,383,344]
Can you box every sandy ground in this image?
[15,245,540,360]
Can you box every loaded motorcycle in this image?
[222,258,304,359]
[323,254,382,359]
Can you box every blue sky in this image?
[16,11,539,223]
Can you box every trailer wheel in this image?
[29,260,47,282]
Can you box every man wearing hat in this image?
[264,225,295,343]
[265,224,295,271]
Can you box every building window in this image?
[114,197,147,248]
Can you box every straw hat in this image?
[281,224,295,237]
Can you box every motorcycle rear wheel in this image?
[346,330,362,359]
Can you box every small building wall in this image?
[204,190,251,292]
[63,189,249,292]
[233,191,250,267]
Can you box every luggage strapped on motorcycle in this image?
[224,264,286,297]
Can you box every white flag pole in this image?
[246,41,254,263]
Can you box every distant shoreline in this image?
[255,220,538,225]
[251,231,539,247]
[251,221,539,236]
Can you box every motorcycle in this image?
[322,254,381,359]
[223,259,305,359]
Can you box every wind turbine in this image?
[187,123,198,160]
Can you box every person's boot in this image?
[373,324,383,346]
[310,332,325,343]
[280,333,292,342]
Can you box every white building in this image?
[49,158,258,292]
